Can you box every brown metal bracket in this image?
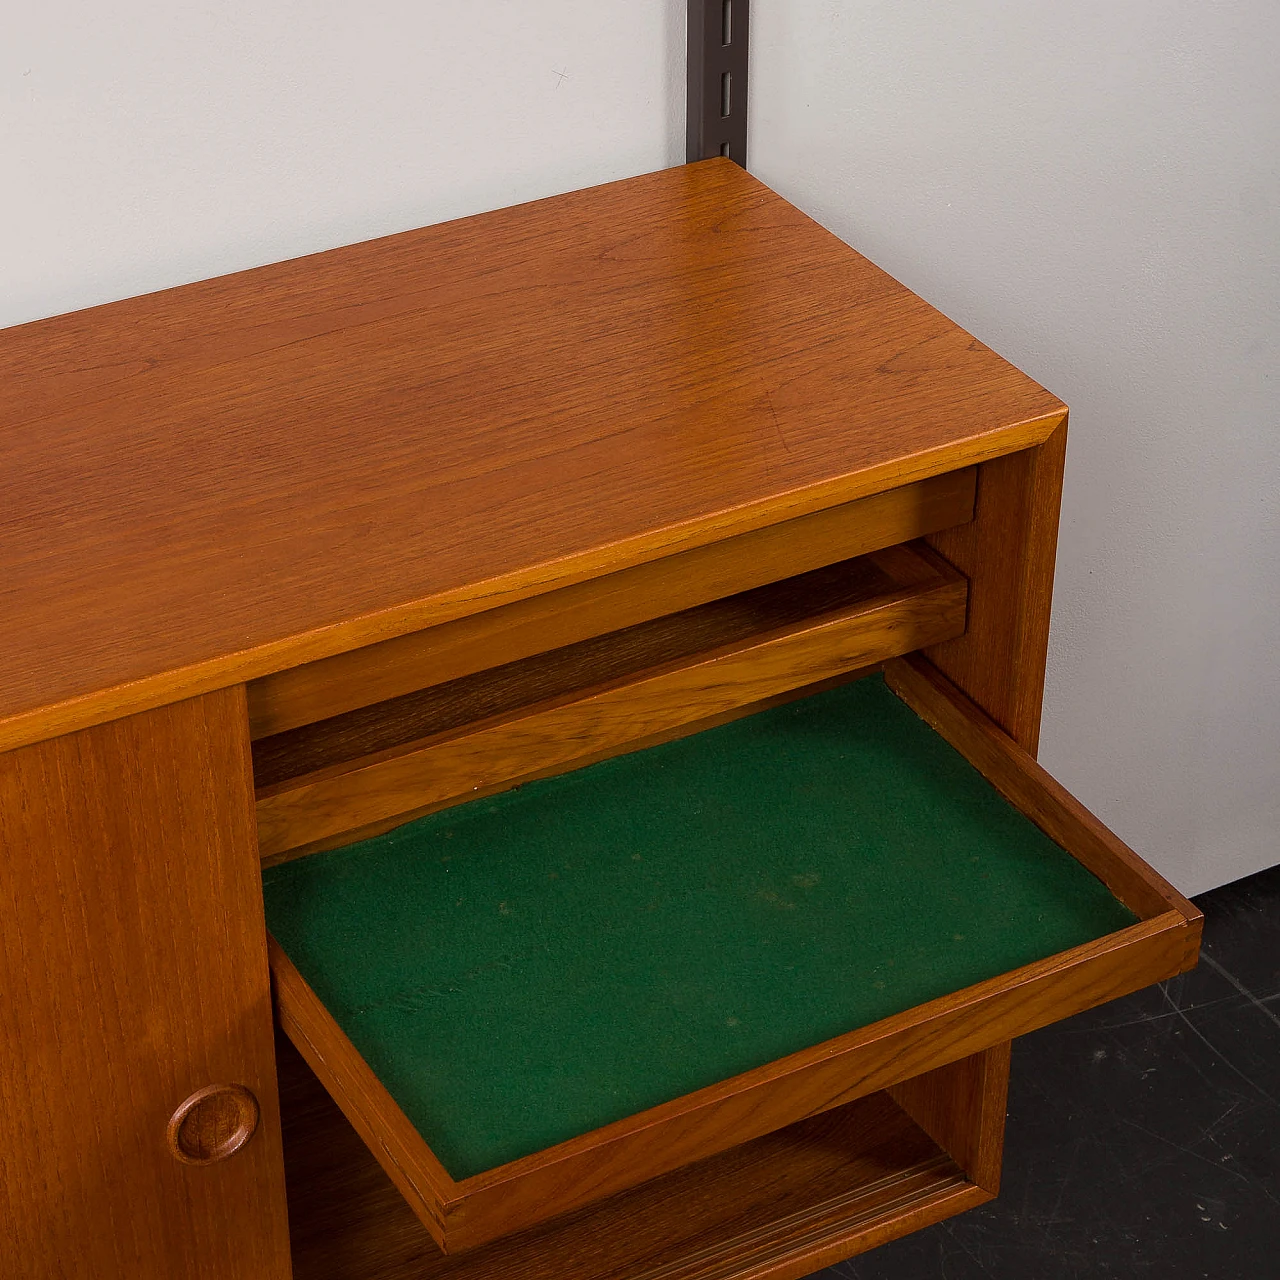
[687,0,749,167]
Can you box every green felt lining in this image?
[263,675,1135,1180]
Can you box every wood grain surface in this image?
[888,1042,1010,1195]
[0,689,291,1280]
[254,544,967,861]
[276,1033,990,1280]
[924,424,1068,753]
[0,159,1063,754]
[247,469,975,740]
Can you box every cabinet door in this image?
[0,688,291,1279]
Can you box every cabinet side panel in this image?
[0,688,292,1280]
[888,1041,1011,1193]
[925,421,1068,754]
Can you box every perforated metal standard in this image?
[687,0,749,166]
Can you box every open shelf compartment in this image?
[262,655,1199,1257]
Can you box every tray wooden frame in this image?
[267,605,1200,1256]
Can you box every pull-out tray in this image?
[263,658,1199,1258]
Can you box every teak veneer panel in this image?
[0,689,291,1279]
[254,544,967,860]
[887,1042,1011,1196]
[276,1035,991,1280]
[924,425,1068,753]
[0,159,1063,754]
[247,469,976,740]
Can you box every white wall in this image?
[4,3,1275,895]
[1,1,683,325]
[750,0,1280,895]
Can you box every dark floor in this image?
[816,863,1280,1279]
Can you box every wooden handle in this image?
[166,1083,260,1165]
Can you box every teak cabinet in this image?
[0,160,1200,1280]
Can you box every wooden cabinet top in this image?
[0,160,1063,751]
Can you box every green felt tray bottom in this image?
[263,675,1135,1181]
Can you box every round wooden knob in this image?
[166,1083,260,1165]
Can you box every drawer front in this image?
[0,689,291,1280]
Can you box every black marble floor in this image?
[817,863,1280,1279]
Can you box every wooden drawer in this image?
[253,541,968,863]
[261,644,1199,1260]
[246,469,976,742]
